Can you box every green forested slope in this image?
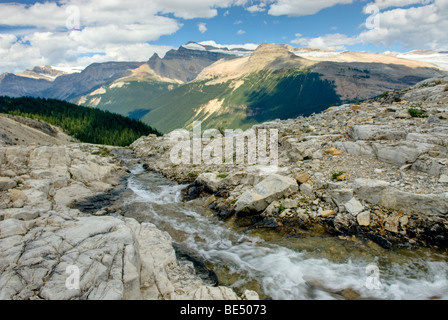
[0,96,161,146]
[141,69,341,133]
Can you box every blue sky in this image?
[0,0,447,73]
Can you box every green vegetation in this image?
[0,96,161,146]
[279,204,286,213]
[141,69,341,133]
[379,91,389,99]
[91,146,112,157]
[217,173,229,179]
[74,80,180,119]
[408,106,428,118]
[332,171,345,181]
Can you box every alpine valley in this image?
[1,42,447,133]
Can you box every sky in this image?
[0,0,447,74]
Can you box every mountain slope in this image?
[140,68,341,132]
[1,42,447,135]
[0,113,74,146]
[128,44,447,132]
[0,96,160,146]
[147,42,243,83]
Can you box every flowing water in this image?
[123,162,448,300]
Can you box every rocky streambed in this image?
[109,152,448,300]
[1,77,448,300]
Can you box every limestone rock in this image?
[0,177,16,191]
[345,198,364,216]
[234,174,298,215]
[357,211,371,226]
[349,125,406,141]
[296,173,310,184]
[353,179,390,205]
[299,183,314,197]
[319,210,337,218]
[439,175,448,183]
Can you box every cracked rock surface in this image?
[0,144,246,300]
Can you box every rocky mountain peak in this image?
[18,66,67,81]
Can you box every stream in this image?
[120,160,448,300]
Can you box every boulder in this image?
[196,173,223,193]
[349,125,406,141]
[234,174,298,215]
[372,142,436,166]
[353,179,390,205]
[0,177,16,191]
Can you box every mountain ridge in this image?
[1,42,448,134]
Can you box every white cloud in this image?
[246,3,267,12]
[237,29,246,35]
[198,40,258,51]
[291,33,358,50]
[268,0,354,17]
[0,0,252,74]
[358,0,448,50]
[291,0,448,52]
[198,22,208,33]
[234,20,243,24]
[364,0,433,11]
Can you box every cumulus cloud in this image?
[237,29,247,35]
[0,0,254,74]
[291,0,448,52]
[358,0,448,50]
[268,0,354,17]
[198,23,208,33]
[291,33,358,51]
[246,3,267,12]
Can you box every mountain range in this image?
[1,42,447,133]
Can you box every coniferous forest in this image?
[0,96,161,146]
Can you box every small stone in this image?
[0,177,17,191]
[439,175,448,184]
[345,198,364,216]
[1,170,16,178]
[12,199,25,208]
[204,195,216,207]
[296,173,311,184]
[300,183,314,197]
[400,215,409,228]
[357,211,371,226]
[320,210,337,218]
[312,150,324,160]
[9,189,27,203]
[296,209,309,222]
[281,198,298,209]
[242,290,259,300]
[336,174,347,181]
[385,214,400,233]
[325,147,343,156]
